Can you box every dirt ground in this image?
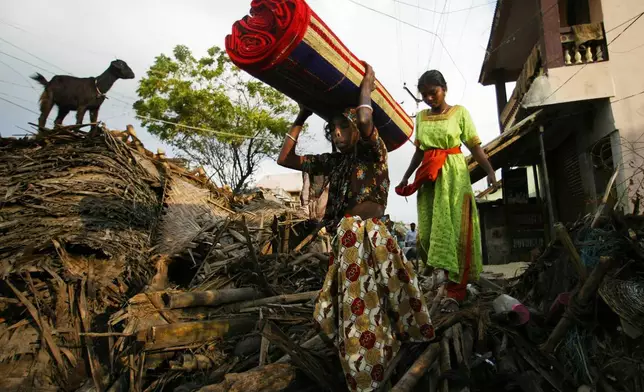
[482,261,529,279]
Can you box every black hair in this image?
[417,70,447,91]
[324,122,334,143]
[324,114,356,152]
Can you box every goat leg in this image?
[38,101,53,130]
[76,106,87,125]
[88,108,100,136]
[37,89,55,130]
[54,108,70,128]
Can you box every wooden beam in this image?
[539,0,564,69]
[161,288,261,309]
[391,343,441,392]
[494,74,508,131]
[137,318,256,351]
[554,223,587,282]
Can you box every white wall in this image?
[603,0,644,210]
[522,63,615,107]
[521,0,644,211]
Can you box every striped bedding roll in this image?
[225,0,413,152]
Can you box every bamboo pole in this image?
[161,288,261,309]
[391,343,441,392]
[541,256,616,353]
[241,216,276,296]
[539,126,555,239]
[230,291,318,311]
[591,166,620,228]
[136,318,256,351]
[554,223,587,282]
[275,335,324,364]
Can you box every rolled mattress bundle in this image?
[225,0,413,151]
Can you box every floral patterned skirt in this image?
[314,216,435,392]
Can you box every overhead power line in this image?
[0,95,39,115]
[0,49,54,74]
[0,36,71,75]
[538,11,644,105]
[611,89,644,104]
[394,0,495,15]
[347,0,466,84]
[136,115,276,141]
[0,58,36,90]
[0,79,32,88]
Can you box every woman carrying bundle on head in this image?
[277,63,434,392]
[397,70,497,311]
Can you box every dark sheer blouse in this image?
[302,136,389,231]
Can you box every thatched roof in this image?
[0,126,293,390]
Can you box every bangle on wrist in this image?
[356,104,373,112]
[286,134,297,143]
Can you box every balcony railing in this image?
[500,45,542,130]
[560,23,608,66]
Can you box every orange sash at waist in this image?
[395,145,462,197]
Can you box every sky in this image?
[0,0,511,223]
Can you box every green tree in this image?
[134,45,299,193]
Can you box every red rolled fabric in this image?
[225,0,311,71]
[225,0,413,152]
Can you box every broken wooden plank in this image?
[6,280,67,376]
[144,292,179,324]
[230,291,318,311]
[292,223,324,254]
[282,212,291,254]
[241,216,277,296]
[439,330,452,392]
[378,345,410,392]
[275,335,324,364]
[429,286,447,318]
[554,223,587,282]
[198,363,296,392]
[260,320,335,392]
[591,166,620,228]
[391,343,440,392]
[79,279,106,391]
[161,288,261,309]
[169,354,217,372]
[228,228,247,243]
[292,252,329,266]
[259,336,270,367]
[136,318,256,351]
[452,323,465,366]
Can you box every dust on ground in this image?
[482,261,529,279]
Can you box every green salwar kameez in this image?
[415,105,483,285]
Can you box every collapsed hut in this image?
[0,126,317,391]
[1,125,644,392]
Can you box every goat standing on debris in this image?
[31,60,135,130]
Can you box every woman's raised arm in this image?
[276,105,312,171]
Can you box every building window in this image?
[558,0,591,27]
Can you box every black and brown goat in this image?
[31,60,135,129]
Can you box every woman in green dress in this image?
[396,70,497,306]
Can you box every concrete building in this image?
[255,172,329,219]
[256,173,303,206]
[470,0,644,264]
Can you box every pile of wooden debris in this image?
[1,125,643,392]
[0,126,324,391]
